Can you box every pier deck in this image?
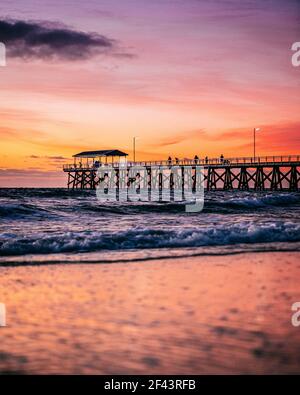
[63,155,300,191]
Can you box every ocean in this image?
[0,188,299,264]
[1,188,300,374]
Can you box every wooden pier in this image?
[63,154,300,191]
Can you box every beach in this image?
[1,251,300,374]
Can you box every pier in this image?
[63,152,300,191]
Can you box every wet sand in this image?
[0,251,300,374]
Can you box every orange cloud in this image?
[215,122,300,154]
[151,129,206,147]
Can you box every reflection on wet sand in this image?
[0,252,300,374]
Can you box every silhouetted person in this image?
[205,156,208,164]
[194,155,199,164]
[220,154,224,164]
[168,156,172,165]
[175,157,179,164]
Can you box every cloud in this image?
[153,129,206,147]
[151,121,300,155]
[46,156,68,160]
[0,168,61,177]
[28,155,68,160]
[0,19,117,60]
[199,122,300,155]
[217,122,300,144]
[0,125,47,142]
[0,126,18,138]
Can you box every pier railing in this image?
[63,155,300,171]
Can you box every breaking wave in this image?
[1,189,299,259]
[1,221,299,256]
[0,202,55,219]
[0,191,299,220]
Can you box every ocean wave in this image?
[216,193,300,209]
[1,190,299,219]
[0,188,88,199]
[0,202,55,219]
[1,221,299,256]
[0,199,187,219]
[1,243,300,266]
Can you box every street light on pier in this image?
[133,136,139,162]
[253,128,260,159]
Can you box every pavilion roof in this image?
[73,149,128,158]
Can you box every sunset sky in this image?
[0,0,299,186]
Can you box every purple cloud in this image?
[0,19,116,60]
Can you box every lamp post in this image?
[253,128,260,160]
[133,136,137,162]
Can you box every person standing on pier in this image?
[194,155,199,164]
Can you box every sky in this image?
[0,0,299,186]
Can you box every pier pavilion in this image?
[72,149,128,167]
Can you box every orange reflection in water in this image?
[0,252,300,374]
